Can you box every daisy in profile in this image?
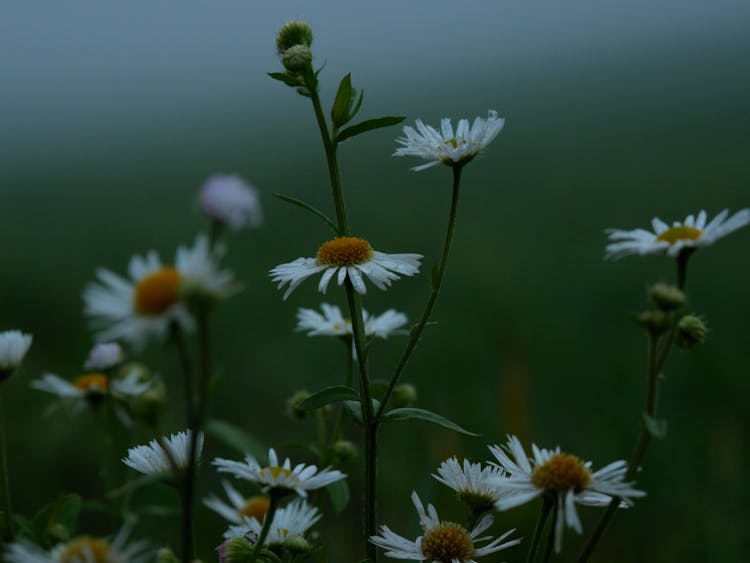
[370,491,520,562]
[605,208,750,259]
[5,526,151,563]
[394,110,505,171]
[0,330,32,380]
[204,481,270,525]
[223,498,321,545]
[122,430,204,476]
[199,174,262,230]
[31,371,148,408]
[488,435,645,553]
[432,457,508,513]
[296,303,408,339]
[269,237,421,299]
[213,448,346,498]
[83,234,235,348]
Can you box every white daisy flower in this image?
[0,330,32,378]
[204,480,270,525]
[212,448,346,498]
[605,208,750,259]
[370,491,520,562]
[488,435,645,553]
[4,526,151,563]
[270,237,421,300]
[83,234,234,348]
[199,174,262,230]
[31,372,148,406]
[223,498,321,544]
[83,342,123,371]
[122,430,204,475]
[296,303,408,339]
[394,110,505,171]
[432,457,508,512]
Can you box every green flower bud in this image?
[649,283,685,311]
[222,536,254,563]
[331,439,357,463]
[636,310,670,334]
[392,383,417,407]
[287,390,311,419]
[156,547,180,563]
[677,315,707,350]
[282,44,312,73]
[276,20,313,54]
[284,535,312,553]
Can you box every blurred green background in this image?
[2,1,749,561]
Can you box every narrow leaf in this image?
[642,414,668,439]
[267,71,302,87]
[336,116,406,143]
[381,408,479,436]
[206,419,266,458]
[331,73,353,127]
[299,385,359,411]
[273,193,338,233]
[349,90,364,120]
[326,479,350,512]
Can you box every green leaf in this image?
[299,385,359,411]
[349,90,364,120]
[331,73,353,127]
[343,399,381,424]
[381,408,479,436]
[273,193,338,233]
[206,419,266,458]
[32,494,82,542]
[642,414,668,439]
[267,71,302,87]
[326,479,350,512]
[336,116,406,143]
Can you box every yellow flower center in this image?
[421,522,474,562]
[134,267,181,315]
[655,226,702,245]
[531,453,592,492]
[260,466,294,481]
[316,237,373,267]
[73,373,108,394]
[60,536,111,563]
[238,496,270,521]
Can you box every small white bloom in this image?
[370,491,520,562]
[394,110,505,171]
[122,430,204,475]
[223,499,321,545]
[199,174,262,229]
[31,372,148,403]
[83,342,123,370]
[213,448,346,498]
[605,208,750,259]
[432,457,508,511]
[4,526,151,563]
[296,303,408,339]
[204,481,270,525]
[0,330,32,373]
[270,237,421,300]
[489,435,645,553]
[84,234,234,348]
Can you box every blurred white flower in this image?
[223,498,320,545]
[0,330,32,375]
[123,430,203,475]
[432,457,508,512]
[204,481,270,525]
[83,342,123,370]
[199,174,262,230]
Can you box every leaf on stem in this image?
[343,399,381,424]
[642,414,668,439]
[267,71,303,87]
[298,385,359,411]
[206,419,266,458]
[336,116,406,143]
[331,73,353,127]
[31,494,82,543]
[326,479,351,512]
[273,193,339,233]
[381,408,480,436]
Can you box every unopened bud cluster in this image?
[276,21,314,73]
[676,315,707,350]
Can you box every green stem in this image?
[248,494,280,563]
[0,391,13,542]
[376,165,463,421]
[578,256,690,562]
[526,496,553,563]
[542,498,557,563]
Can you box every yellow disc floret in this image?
[260,466,295,482]
[73,373,108,394]
[316,237,373,267]
[531,453,592,492]
[421,522,474,562]
[134,267,181,315]
[60,536,111,563]
[239,496,270,521]
[656,226,702,245]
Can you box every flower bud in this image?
[276,20,313,54]
[287,390,311,419]
[284,535,312,553]
[331,439,357,463]
[156,548,180,563]
[649,283,685,311]
[392,383,417,407]
[199,175,262,230]
[219,537,254,563]
[282,45,313,73]
[676,315,707,350]
[636,310,670,334]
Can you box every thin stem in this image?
[248,494,280,563]
[542,498,557,563]
[328,342,354,449]
[0,391,13,542]
[170,323,195,427]
[376,165,463,421]
[526,497,553,563]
